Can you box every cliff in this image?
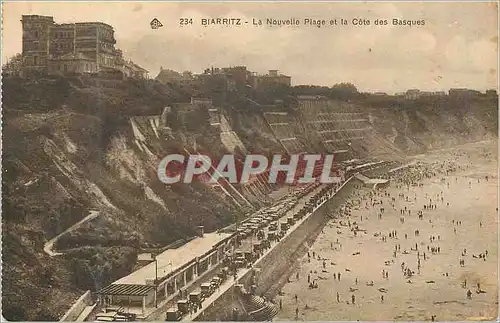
[1,75,497,320]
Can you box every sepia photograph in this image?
[1,1,498,322]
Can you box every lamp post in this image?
[232,211,238,305]
[155,255,158,308]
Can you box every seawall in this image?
[194,177,358,321]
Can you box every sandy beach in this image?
[275,141,498,321]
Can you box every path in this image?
[43,210,100,257]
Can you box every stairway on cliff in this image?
[263,111,306,154]
[297,100,402,160]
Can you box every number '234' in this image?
[180,18,193,26]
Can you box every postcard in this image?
[1,1,498,322]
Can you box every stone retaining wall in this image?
[59,290,92,322]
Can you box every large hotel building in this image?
[21,15,147,78]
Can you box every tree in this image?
[2,53,23,76]
[486,89,497,97]
[330,83,359,100]
[332,82,358,91]
[252,83,291,104]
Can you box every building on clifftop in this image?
[21,14,147,78]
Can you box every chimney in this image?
[196,226,204,237]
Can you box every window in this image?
[64,64,68,73]
[34,31,39,38]
[33,56,38,65]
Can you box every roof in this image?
[123,61,149,73]
[296,95,327,100]
[75,22,114,29]
[131,63,148,72]
[260,74,290,78]
[388,161,417,174]
[97,284,155,296]
[113,232,233,285]
[156,69,184,81]
[349,161,385,171]
[354,173,389,185]
[368,178,389,184]
[50,52,94,61]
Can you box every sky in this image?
[2,1,498,93]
